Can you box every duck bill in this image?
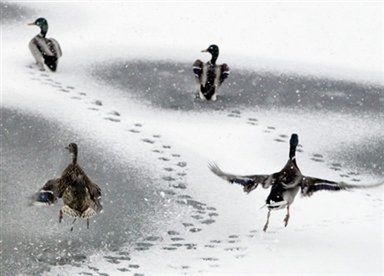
[27,22,35,26]
[201,49,208,53]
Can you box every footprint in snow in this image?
[202,257,219,262]
[201,219,215,225]
[134,123,142,127]
[311,157,324,163]
[162,176,176,182]
[142,138,155,144]
[162,247,177,251]
[224,246,247,252]
[144,236,162,242]
[93,100,103,106]
[189,228,202,233]
[163,145,171,149]
[227,113,241,118]
[172,183,186,189]
[158,157,170,161]
[128,129,140,133]
[104,117,120,122]
[274,138,285,143]
[167,230,180,236]
[177,161,187,167]
[66,86,75,90]
[70,96,81,100]
[109,111,120,116]
[88,107,98,111]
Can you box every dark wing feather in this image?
[208,162,270,193]
[87,181,103,211]
[32,178,65,205]
[219,63,230,84]
[300,176,383,197]
[193,59,204,80]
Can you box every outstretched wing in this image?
[86,181,103,212]
[208,162,271,193]
[300,176,383,197]
[193,59,204,80]
[31,178,65,206]
[219,63,230,84]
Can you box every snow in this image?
[1,1,383,275]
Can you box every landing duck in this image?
[193,44,229,101]
[209,134,383,232]
[33,143,102,230]
[28,17,62,71]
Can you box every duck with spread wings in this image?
[33,143,102,231]
[209,134,383,231]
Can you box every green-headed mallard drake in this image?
[209,134,383,232]
[193,44,229,101]
[28,17,62,71]
[33,143,102,230]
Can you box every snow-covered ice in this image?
[1,2,383,275]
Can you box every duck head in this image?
[65,143,78,164]
[28,17,48,37]
[202,44,219,64]
[289,134,299,159]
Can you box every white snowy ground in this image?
[2,2,384,275]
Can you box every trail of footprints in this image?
[226,109,362,182]
[30,67,366,275]
[29,67,228,275]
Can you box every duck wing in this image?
[300,176,383,197]
[208,162,271,193]
[219,63,230,84]
[31,178,66,205]
[87,181,103,211]
[46,38,62,58]
[193,59,204,81]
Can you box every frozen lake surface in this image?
[1,2,383,275]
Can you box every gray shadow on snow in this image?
[0,108,167,275]
[91,60,384,113]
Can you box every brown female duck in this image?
[33,143,102,230]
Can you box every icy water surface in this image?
[92,60,384,113]
[1,108,173,275]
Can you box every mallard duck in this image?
[28,17,62,71]
[33,143,102,230]
[193,44,229,101]
[209,134,383,232]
